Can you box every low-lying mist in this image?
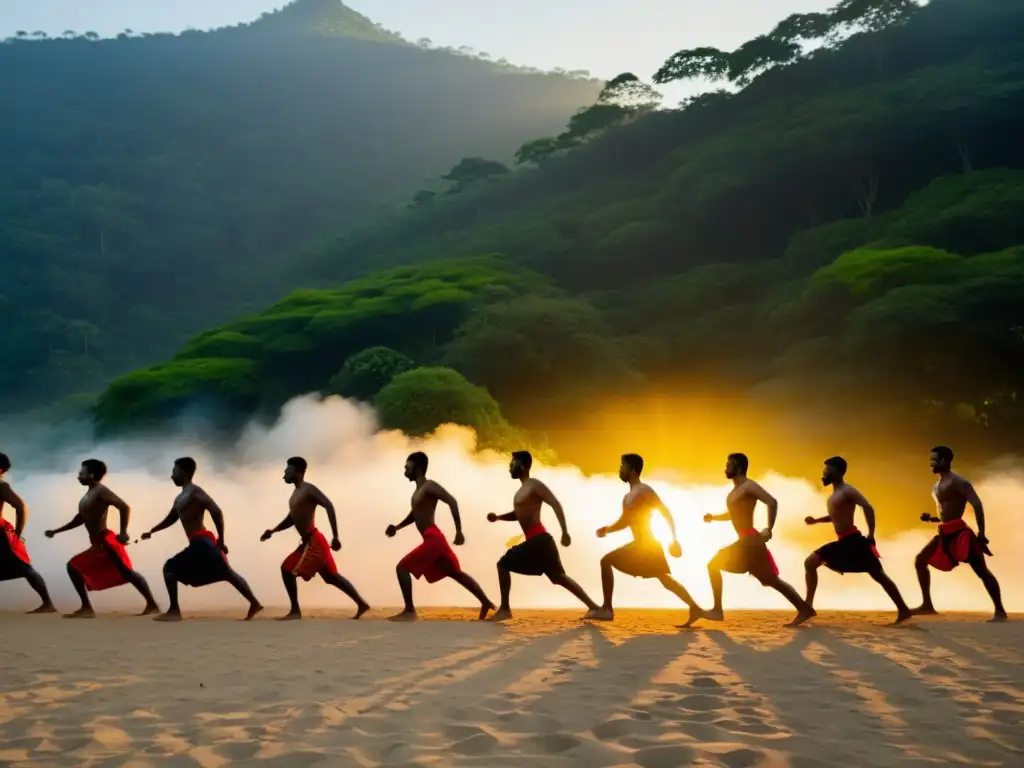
[4,395,1021,614]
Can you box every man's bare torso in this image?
[622,483,657,542]
[410,481,442,533]
[933,473,969,522]
[173,484,210,538]
[725,480,758,534]
[512,479,545,533]
[288,483,323,535]
[826,485,859,535]
[79,485,115,537]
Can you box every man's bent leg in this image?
[388,567,418,622]
[108,550,159,615]
[804,554,822,610]
[768,575,816,627]
[154,561,183,622]
[441,560,494,620]
[911,541,940,615]
[23,566,57,613]
[704,562,725,621]
[323,571,370,619]
[551,573,599,613]
[969,557,1007,621]
[869,565,912,624]
[277,567,302,620]
[489,565,513,622]
[65,562,94,618]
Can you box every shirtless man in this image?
[385,451,495,621]
[45,459,159,618]
[911,446,1006,622]
[702,453,814,627]
[142,457,263,622]
[803,456,911,624]
[588,453,703,625]
[260,457,369,621]
[487,450,599,622]
[0,453,57,613]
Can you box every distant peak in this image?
[253,0,406,43]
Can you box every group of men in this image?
[0,446,1007,624]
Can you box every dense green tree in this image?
[374,366,512,446]
[326,346,415,401]
[441,158,510,192]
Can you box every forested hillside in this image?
[89,0,1024,476]
[0,0,600,409]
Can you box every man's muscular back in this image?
[933,473,971,522]
[725,480,759,533]
[410,480,445,533]
[173,484,213,538]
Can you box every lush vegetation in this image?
[0,0,600,411]
[66,0,1024,472]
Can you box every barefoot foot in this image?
[245,603,264,621]
[785,607,817,628]
[140,603,161,616]
[910,605,939,616]
[892,609,913,626]
[703,608,724,622]
[988,612,1009,623]
[64,608,96,619]
[478,601,496,620]
[154,610,182,623]
[276,611,302,621]
[488,607,513,623]
[388,610,418,622]
[583,607,614,621]
[678,606,706,628]
[353,602,370,620]
[27,603,58,615]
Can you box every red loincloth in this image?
[69,529,133,591]
[397,525,461,584]
[1,519,31,566]
[282,527,338,581]
[839,525,881,559]
[927,518,986,572]
[738,528,780,577]
[524,522,548,540]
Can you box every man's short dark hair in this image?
[407,452,428,474]
[931,445,954,463]
[175,457,197,478]
[82,458,107,480]
[0,453,9,473]
[728,453,749,474]
[622,453,644,475]
[287,456,308,474]
[825,456,848,476]
[512,451,533,471]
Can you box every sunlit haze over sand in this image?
[5,396,1022,614]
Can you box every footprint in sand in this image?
[525,732,581,754]
[634,744,698,768]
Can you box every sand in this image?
[0,609,1020,767]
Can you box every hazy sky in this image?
[1,0,836,86]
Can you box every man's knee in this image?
[600,553,613,569]
[804,554,821,571]
[163,561,177,579]
[914,551,930,570]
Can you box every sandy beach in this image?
[0,610,1020,767]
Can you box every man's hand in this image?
[560,531,571,547]
[487,513,498,523]
[703,513,713,523]
[760,528,773,543]
[596,526,608,538]
[260,530,273,542]
[331,537,342,552]
[668,540,682,558]
[921,512,939,523]
[453,531,466,546]
[116,532,130,545]
[218,538,229,554]
[44,529,55,539]
[385,524,397,538]
[804,516,816,526]
[141,531,153,540]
